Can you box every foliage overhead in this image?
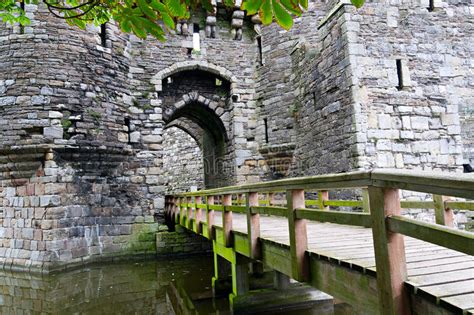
[0,0,365,40]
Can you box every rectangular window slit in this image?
[124,118,131,144]
[100,23,107,47]
[193,23,200,52]
[427,0,435,12]
[19,1,25,34]
[396,59,403,90]
[264,118,269,143]
[257,36,263,66]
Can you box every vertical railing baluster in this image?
[246,192,260,259]
[433,194,454,227]
[223,194,233,247]
[368,186,410,315]
[195,195,202,234]
[287,189,309,281]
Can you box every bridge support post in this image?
[194,196,203,233]
[287,189,309,282]
[246,192,261,259]
[186,196,193,230]
[223,194,233,247]
[369,187,411,315]
[273,271,290,290]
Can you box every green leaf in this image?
[165,0,187,18]
[259,0,272,25]
[280,0,302,16]
[138,0,158,19]
[351,0,365,8]
[241,0,262,15]
[299,0,308,10]
[272,0,293,30]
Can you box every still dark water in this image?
[0,256,229,315]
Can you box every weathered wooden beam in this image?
[206,195,215,240]
[223,194,233,247]
[231,253,250,297]
[179,197,186,226]
[246,192,261,260]
[295,209,372,228]
[433,195,454,227]
[387,215,474,256]
[251,206,287,217]
[369,186,410,315]
[287,189,309,282]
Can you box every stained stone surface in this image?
[0,0,472,271]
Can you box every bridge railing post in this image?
[179,197,185,226]
[207,195,215,240]
[186,196,193,229]
[223,193,233,247]
[433,194,454,227]
[246,192,261,259]
[195,196,203,233]
[287,189,309,282]
[368,186,410,315]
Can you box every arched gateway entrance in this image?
[156,63,234,189]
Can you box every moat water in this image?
[0,256,229,314]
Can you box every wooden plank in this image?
[387,216,474,256]
[287,189,309,282]
[226,205,247,213]
[371,169,474,199]
[223,194,233,247]
[368,186,410,315]
[246,192,261,259]
[296,209,372,227]
[407,256,474,270]
[446,201,474,211]
[408,269,474,286]
[208,204,224,211]
[433,195,454,227]
[442,293,474,311]
[400,201,433,209]
[324,200,363,207]
[408,261,474,277]
[414,279,474,297]
[362,188,370,213]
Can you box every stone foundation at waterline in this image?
[1,0,473,271]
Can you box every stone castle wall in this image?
[0,0,472,271]
[163,127,205,194]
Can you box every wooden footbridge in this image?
[165,170,474,315]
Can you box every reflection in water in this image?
[0,256,217,315]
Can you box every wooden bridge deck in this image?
[211,212,474,314]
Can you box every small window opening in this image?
[215,78,222,86]
[167,77,173,84]
[257,36,263,66]
[264,118,269,143]
[396,59,403,90]
[124,118,131,144]
[187,48,193,57]
[100,23,107,47]
[193,23,201,52]
[427,0,435,12]
[19,1,25,34]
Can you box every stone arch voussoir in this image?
[150,61,237,92]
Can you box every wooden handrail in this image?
[165,169,474,315]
